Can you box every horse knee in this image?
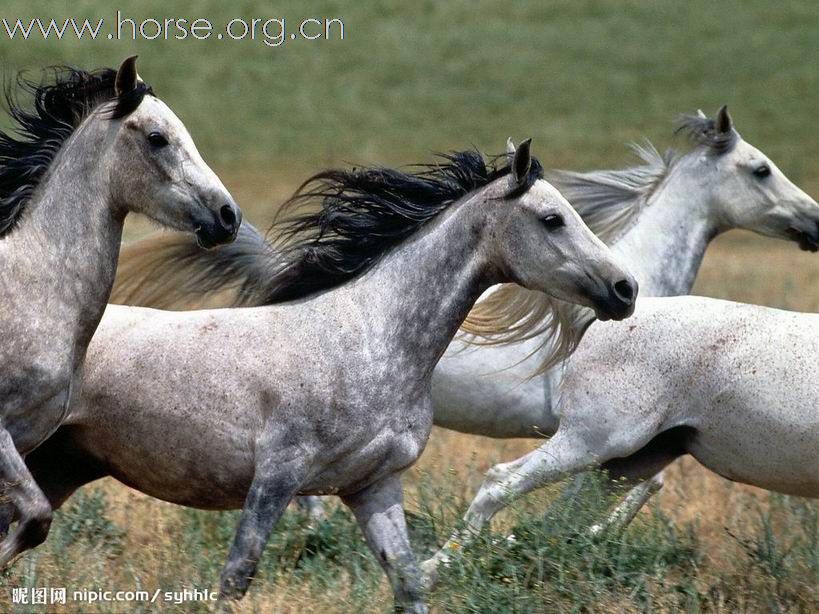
[485,460,517,484]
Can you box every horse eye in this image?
[147,132,169,148]
[542,214,565,230]
[753,164,771,179]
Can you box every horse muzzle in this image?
[786,225,819,253]
[593,278,638,322]
[195,203,242,249]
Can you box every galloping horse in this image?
[9,142,636,610]
[424,295,819,580]
[0,57,240,567]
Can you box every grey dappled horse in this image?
[0,57,240,567]
[13,142,636,611]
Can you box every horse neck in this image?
[9,122,124,351]
[347,194,496,377]
[612,162,718,296]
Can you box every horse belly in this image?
[73,418,257,510]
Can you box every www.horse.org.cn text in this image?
[0,12,345,47]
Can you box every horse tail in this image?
[111,223,278,310]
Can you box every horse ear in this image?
[115,55,139,96]
[506,137,516,158]
[696,109,707,119]
[715,105,733,134]
[513,138,532,184]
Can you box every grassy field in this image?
[1,1,818,612]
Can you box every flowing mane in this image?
[546,141,675,246]
[112,149,545,307]
[259,150,544,303]
[0,65,154,237]
[461,112,733,376]
[112,112,736,375]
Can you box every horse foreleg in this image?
[218,452,306,602]
[587,428,688,535]
[546,426,686,536]
[0,427,52,567]
[342,474,427,613]
[421,432,594,588]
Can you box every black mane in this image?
[261,149,544,303]
[0,66,153,237]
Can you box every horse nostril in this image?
[219,204,237,230]
[613,279,636,304]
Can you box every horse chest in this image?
[304,404,433,496]
[358,405,431,462]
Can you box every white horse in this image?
[424,295,819,579]
[436,107,819,438]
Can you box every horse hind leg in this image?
[0,427,53,567]
[588,425,695,537]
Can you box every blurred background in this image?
[1,1,817,611]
